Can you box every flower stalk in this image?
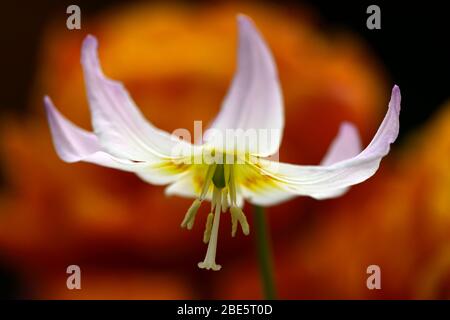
[253,205,277,300]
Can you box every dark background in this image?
[0,0,448,299]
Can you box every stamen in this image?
[181,199,202,230]
[221,188,229,213]
[230,206,250,236]
[203,212,214,244]
[200,164,217,200]
[229,165,237,206]
[181,164,217,230]
[231,213,238,237]
[211,184,220,212]
[221,164,231,213]
[224,164,231,186]
[198,187,222,271]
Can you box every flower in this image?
[44,15,401,271]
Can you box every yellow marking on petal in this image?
[193,173,205,194]
[236,162,283,195]
[189,164,211,196]
[151,160,191,175]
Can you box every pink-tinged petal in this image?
[44,96,148,171]
[232,123,362,205]
[320,122,362,166]
[81,35,192,161]
[309,122,363,199]
[45,96,190,185]
[205,15,284,156]
[245,85,401,204]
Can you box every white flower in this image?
[44,15,401,271]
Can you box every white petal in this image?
[312,122,362,198]
[81,35,192,161]
[136,164,191,185]
[164,165,212,200]
[236,162,296,206]
[45,96,190,185]
[243,85,401,204]
[44,96,148,171]
[320,122,362,166]
[205,15,284,156]
[165,172,200,199]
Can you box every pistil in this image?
[198,187,223,270]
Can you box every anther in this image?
[230,206,250,236]
[181,199,202,230]
[203,212,214,243]
[221,188,229,213]
[231,214,238,237]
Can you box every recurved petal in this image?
[310,122,362,198]
[205,15,284,156]
[44,96,148,171]
[45,96,190,185]
[243,85,401,204]
[81,35,192,161]
[320,122,362,166]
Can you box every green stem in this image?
[253,205,277,300]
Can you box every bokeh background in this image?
[0,0,449,299]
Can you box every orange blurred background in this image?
[0,1,449,299]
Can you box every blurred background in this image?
[0,0,448,299]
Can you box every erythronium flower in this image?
[44,14,401,271]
